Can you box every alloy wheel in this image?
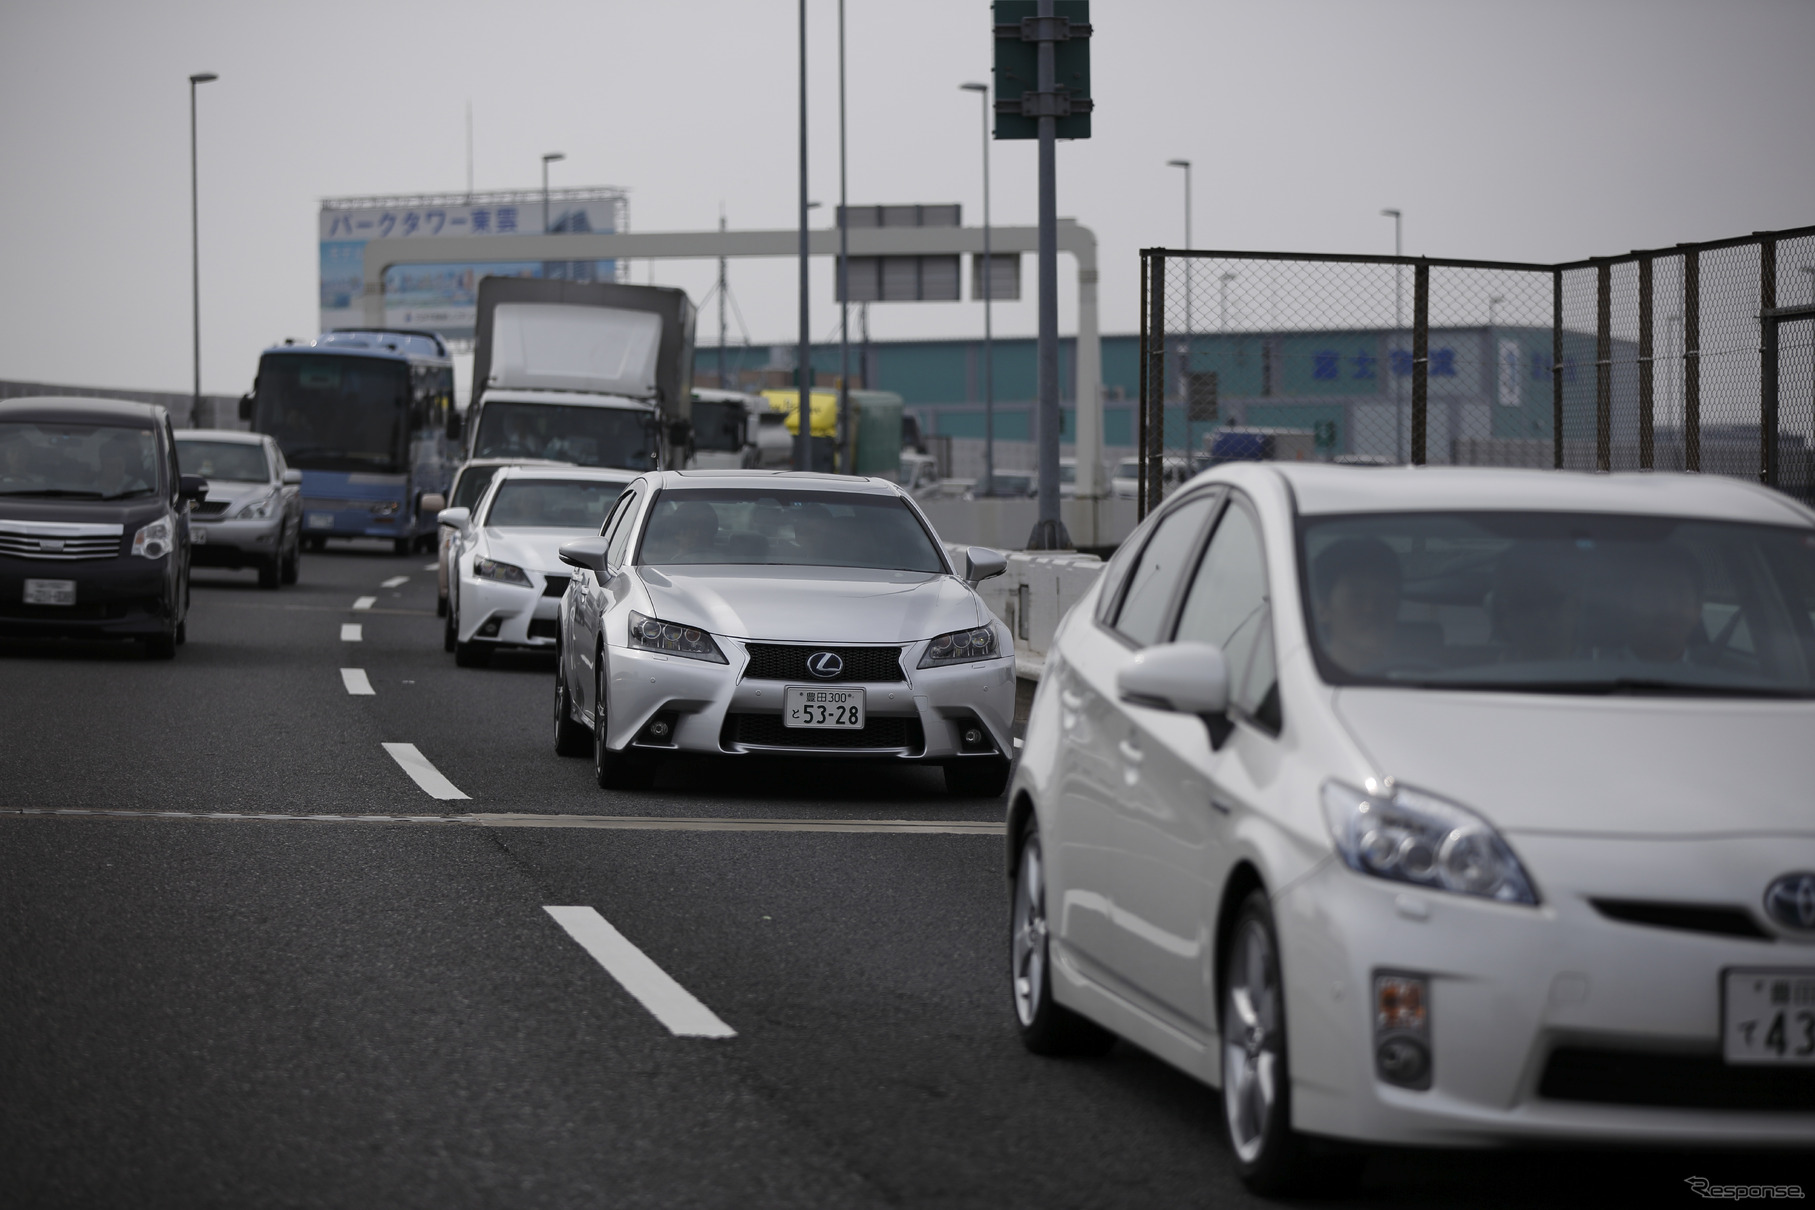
[1223,915,1283,1164]
[1012,838,1048,1028]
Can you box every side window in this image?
[1095,510,1160,624]
[1174,499,1280,733]
[604,490,641,569]
[163,420,180,499]
[1113,494,1218,646]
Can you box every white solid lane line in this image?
[421,562,438,571]
[544,906,736,1039]
[4,808,1005,834]
[380,575,409,588]
[381,742,470,800]
[340,623,363,641]
[341,668,375,695]
[352,596,377,610]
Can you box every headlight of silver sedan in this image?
[627,610,727,663]
[1321,780,1538,905]
[234,490,280,519]
[473,557,532,587]
[918,625,999,667]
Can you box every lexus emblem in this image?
[1764,872,1815,932]
[806,651,844,679]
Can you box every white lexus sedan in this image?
[440,466,634,666]
[1008,462,1815,1193]
[552,470,1015,795]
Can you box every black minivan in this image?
[0,397,208,658]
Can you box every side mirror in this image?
[436,506,471,529]
[281,469,303,486]
[446,410,463,442]
[419,493,446,515]
[238,393,253,422]
[1117,641,1234,748]
[178,473,209,502]
[558,538,610,575]
[964,546,1007,585]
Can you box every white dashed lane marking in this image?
[340,623,363,641]
[340,668,374,695]
[352,596,377,611]
[544,906,736,1039]
[421,562,438,571]
[381,743,470,800]
[380,575,408,588]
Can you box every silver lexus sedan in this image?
[553,471,1015,795]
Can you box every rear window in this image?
[176,439,269,482]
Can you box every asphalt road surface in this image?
[2,546,1806,1208]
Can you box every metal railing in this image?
[1137,225,1815,516]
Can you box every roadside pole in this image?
[795,0,812,472]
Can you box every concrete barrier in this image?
[944,543,1103,683]
[921,495,1140,550]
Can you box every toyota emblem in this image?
[1764,872,1815,932]
[806,651,844,679]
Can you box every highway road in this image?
[2,547,1803,1208]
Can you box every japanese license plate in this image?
[23,579,76,606]
[306,512,335,530]
[784,686,865,729]
[1722,969,1815,1065]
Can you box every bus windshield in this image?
[258,353,409,472]
[473,402,657,470]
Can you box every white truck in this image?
[452,277,697,472]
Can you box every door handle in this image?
[1117,738,1144,764]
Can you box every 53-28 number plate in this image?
[1722,969,1815,1064]
[784,686,865,729]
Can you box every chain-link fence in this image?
[1137,225,1815,516]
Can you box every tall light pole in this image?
[541,152,564,234]
[1381,208,1404,461]
[1166,159,1191,249]
[1167,160,1192,460]
[795,0,811,472]
[1025,0,1069,549]
[962,82,994,494]
[188,72,217,427]
[837,0,851,474]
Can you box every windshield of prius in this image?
[257,353,409,472]
[0,422,161,500]
[176,439,269,483]
[638,487,946,573]
[484,478,628,529]
[473,402,657,470]
[1301,511,1815,696]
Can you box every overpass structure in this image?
[358,221,1112,540]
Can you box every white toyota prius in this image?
[1007,462,1815,1192]
[552,470,1015,794]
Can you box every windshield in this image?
[0,422,161,500]
[473,402,657,470]
[1301,511,1815,697]
[638,488,946,573]
[451,465,502,511]
[176,439,268,482]
[257,353,409,472]
[484,478,629,529]
[690,401,744,452]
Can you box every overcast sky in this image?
[2,0,1811,397]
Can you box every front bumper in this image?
[1277,832,1815,1148]
[601,640,1017,763]
[0,554,176,638]
[454,571,565,649]
[190,516,284,566]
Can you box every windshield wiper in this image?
[0,488,105,498]
[99,488,157,500]
[1394,674,1810,699]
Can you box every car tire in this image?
[142,628,177,660]
[450,590,489,667]
[554,657,591,757]
[258,553,281,589]
[175,618,187,645]
[593,656,654,789]
[436,591,447,618]
[393,537,411,556]
[280,529,299,585]
[443,602,456,653]
[1011,825,1114,1057]
[945,756,1011,798]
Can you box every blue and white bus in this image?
[242,330,456,554]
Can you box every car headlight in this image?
[1321,780,1538,905]
[918,625,999,667]
[369,500,401,518]
[131,513,177,560]
[627,610,726,663]
[235,490,279,519]
[473,557,531,586]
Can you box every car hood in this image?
[1332,688,1815,837]
[478,526,599,575]
[0,496,171,532]
[635,564,984,643]
[195,479,272,508]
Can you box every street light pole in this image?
[962,82,993,495]
[837,0,851,475]
[1166,159,1191,249]
[795,0,811,472]
[1167,160,1191,462]
[1381,208,1404,461]
[541,152,564,234]
[1026,0,1069,549]
[188,71,217,428]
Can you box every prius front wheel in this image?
[1011,826,1113,1057]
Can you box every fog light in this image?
[1373,972,1431,1090]
[478,616,501,637]
[649,720,671,739]
[963,727,983,745]
[634,711,680,748]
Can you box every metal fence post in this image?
[1411,261,1429,465]
[1552,269,1564,469]
[1137,250,1150,518]
[1638,255,1654,469]
[1684,248,1701,473]
[1760,235,1778,486]
[1143,252,1166,519]
[1596,261,1612,472]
